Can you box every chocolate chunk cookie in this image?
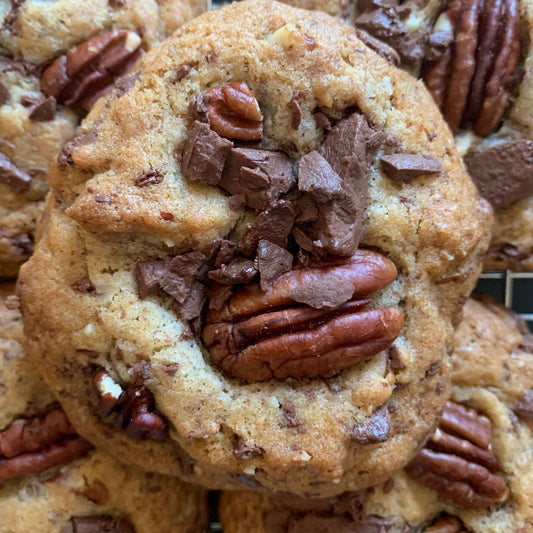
[284,0,533,271]
[219,297,533,531]
[0,282,207,533]
[19,0,491,495]
[0,0,208,277]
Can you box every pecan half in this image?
[422,0,520,135]
[406,401,509,509]
[203,249,404,380]
[41,29,144,110]
[424,516,468,533]
[197,82,263,141]
[92,368,168,440]
[0,409,92,481]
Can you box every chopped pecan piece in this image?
[196,82,263,141]
[203,249,403,380]
[424,516,468,532]
[422,0,520,136]
[406,401,509,509]
[92,368,168,440]
[41,29,144,110]
[0,409,92,481]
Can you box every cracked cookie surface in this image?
[19,0,491,495]
[0,282,207,533]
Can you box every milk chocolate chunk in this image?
[71,516,135,533]
[464,140,533,209]
[355,29,401,66]
[220,147,295,210]
[135,169,164,187]
[380,153,442,181]
[208,257,257,285]
[233,435,263,460]
[28,96,56,121]
[316,113,382,256]
[256,239,293,290]
[159,251,206,303]
[287,273,355,310]
[351,404,390,444]
[181,120,233,185]
[0,80,9,105]
[214,239,239,268]
[298,150,345,202]
[174,281,206,321]
[135,260,167,298]
[515,391,533,420]
[0,152,31,192]
[57,129,97,168]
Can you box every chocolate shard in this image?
[256,239,293,291]
[515,391,533,420]
[57,129,97,168]
[220,147,295,210]
[173,281,206,321]
[0,152,31,192]
[207,257,257,285]
[28,96,56,121]
[0,80,9,105]
[181,120,233,186]
[355,28,401,66]
[135,260,167,298]
[159,251,206,304]
[71,516,135,533]
[316,113,383,256]
[233,435,263,461]
[135,169,164,187]
[294,194,319,223]
[464,140,533,209]
[287,273,355,310]
[298,150,345,203]
[380,153,442,181]
[352,404,390,444]
[214,239,239,268]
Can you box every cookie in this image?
[18,0,491,495]
[0,282,207,533]
[0,0,208,277]
[219,296,533,532]
[284,0,533,271]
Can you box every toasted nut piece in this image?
[92,368,124,417]
[202,82,263,141]
[424,516,468,533]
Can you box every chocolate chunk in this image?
[355,28,401,66]
[426,29,454,61]
[287,273,354,310]
[352,404,390,444]
[313,111,331,132]
[208,257,257,285]
[71,278,96,294]
[256,239,293,290]
[57,129,97,168]
[114,71,141,96]
[298,150,345,203]
[181,120,233,186]
[282,402,307,433]
[28,96,56,121]
[380,153,442,181]
[228,193,246,211]
[317,113,383,256]
[174,281,206,321]
[515,391,533,420]
[214,239,239,268]
[135,169,164,187]
[0,80,8,105]
[175,64,192,81]
[71,516,135,533]
[207,283,233,310]
[288,91,304,130]
[220,148,295,210]
[233,435,264,460]
[135,260,167,298]
[295,195,319,222]
[20,94,41,107]
[464,140,533,209]
[159,251,206,304]
[388,345,405,371]
[425,360,441,377]
[239,200,297,256]
[0,152,31,192]
[292,226,315,253]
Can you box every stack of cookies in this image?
[1,0,531,531]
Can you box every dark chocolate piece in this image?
[159,251,206,304]
[0,152,31,192]
[135,260,167,298]
[207,257,257,285]
[380,153,442,181]
[351,404,390,444]
[256,239,293,290]
[355,28,401,66]
[28,96,56,121]
[298,150,345,203]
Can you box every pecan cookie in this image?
[0,282,207,533]
[284,0,533,271]
[0,0,208,277]
[18,0,491,495]
[219,297,533,532]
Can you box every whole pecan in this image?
[198,82,263,141]
[406,401,509,509]
[0,409,92,481]
[423,0,520,136]
[41,29,144,110]
[92,368,168,440]
[203,249,404,380]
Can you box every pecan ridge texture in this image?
[203,249,404,381]
[406,401,509,509]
